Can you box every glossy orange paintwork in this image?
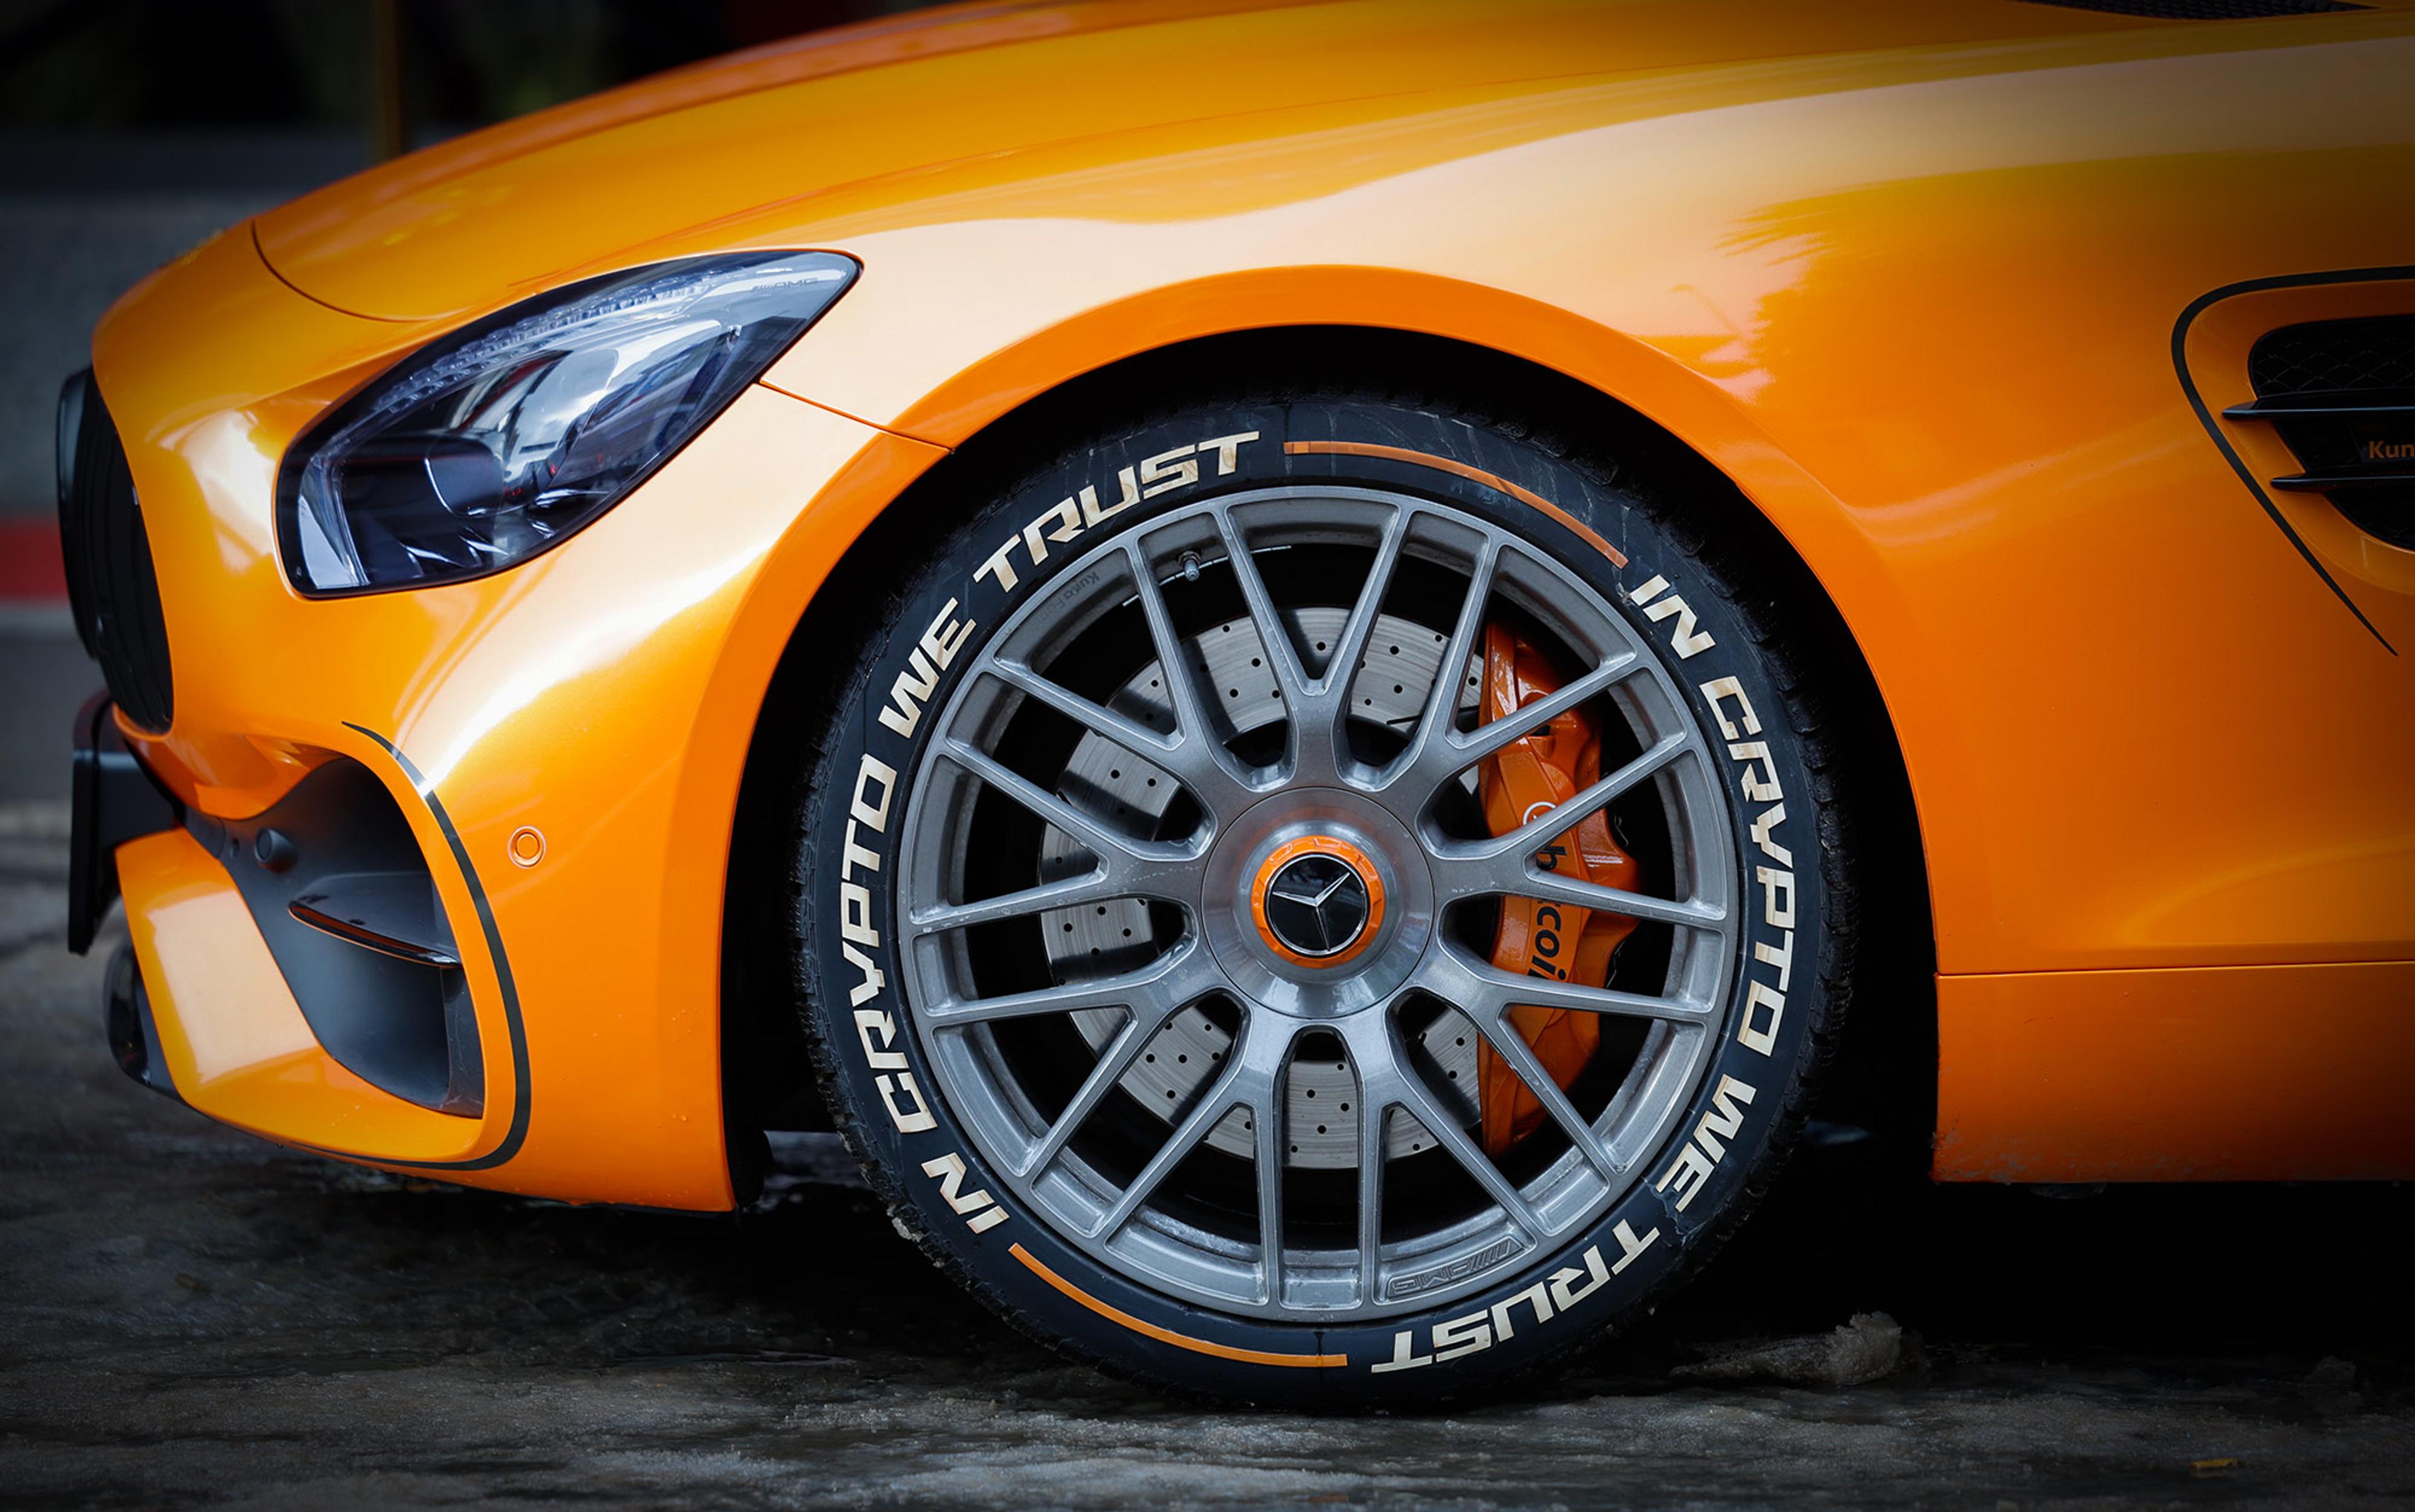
[94,0,2415,1204]
[1936,964,2415,1182]
[97,225,944,1208]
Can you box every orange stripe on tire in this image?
[1282,440,1629,568]
[1009,1243,1346,1368]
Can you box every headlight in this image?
[277,250,857,595]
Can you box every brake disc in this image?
[1040,604,1484,1167]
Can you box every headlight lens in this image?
[277,250,856,595]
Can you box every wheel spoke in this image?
[1382,538,1501,788]
[1252,1055,1287,1304]
[1442,651,1641,772]
[985,657,1181,765]
[1454,731,1691,865]
[1123,538,1260,802]
[1091,1033,1268,1238]
[1354,1075,1387,1305]
[1463,1004,1618,1179]
[1016,1005,1168,1179]
[984,652,1252,830]
[1212,508,1314,723]
[1343,1009,1542,1238]
[923,938,1214,1027]
[909,868,1141,937]
[1452,866,1729,933]
[1391,1064,1543,1237]
[939,737,1196,869]
[1433,945,1714,1025]
[1426,726,1727,932]
[1309,504,1413,778]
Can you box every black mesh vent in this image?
[2017,0,2363,16]
[2243,315,2415,550]
[57,372,175,733]
[2249,314,2415,397]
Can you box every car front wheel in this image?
[791,384,1850,1403]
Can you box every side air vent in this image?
[2016,1,2364,16]
[2226,314,2415,550]
[193,757,484,1116]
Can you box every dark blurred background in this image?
[0,0,943,803]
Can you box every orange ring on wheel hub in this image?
[1249,834,1387,970]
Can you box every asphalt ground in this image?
[2,620,2412,1509]
[2,621,87,806]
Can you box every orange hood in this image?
[253,0,2159,323]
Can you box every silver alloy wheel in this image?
[895,486,1738,1321]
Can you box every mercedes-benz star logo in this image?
[1263,853,1373,959]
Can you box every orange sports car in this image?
[57,0,2414,1402]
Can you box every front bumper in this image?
[82,223,945,1207]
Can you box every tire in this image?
[789,385,1850,1404]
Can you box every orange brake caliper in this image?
[1475,623,1640,1154]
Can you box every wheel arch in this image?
[719,323,1937,1193]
